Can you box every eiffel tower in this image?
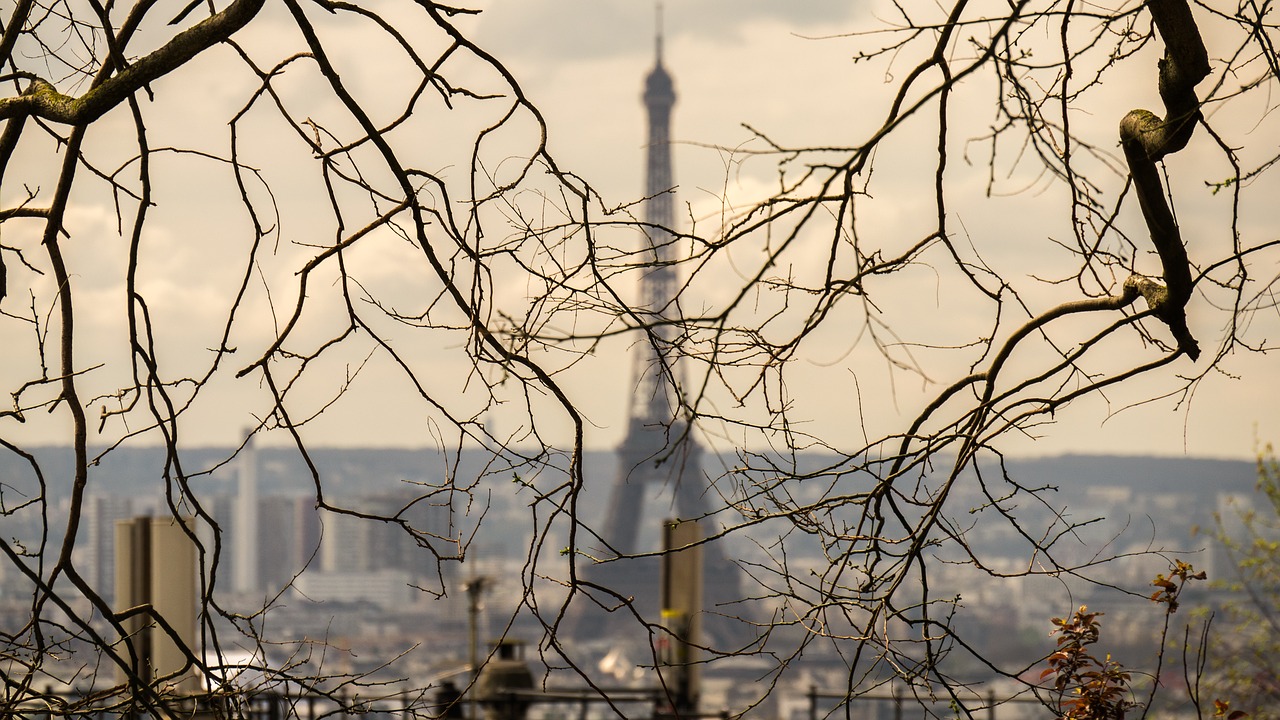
[569,16,744,646]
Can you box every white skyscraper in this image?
[232,434,259,595]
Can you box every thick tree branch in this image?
[0,0,264,125]
[1118,0,1211,361]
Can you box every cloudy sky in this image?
[3,0,1276,460]
[461,1,1280,460]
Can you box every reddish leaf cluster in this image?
[1214,699,1249,720]
[1043,606,1136,720]
[1149,559,1206,614]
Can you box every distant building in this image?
[294,569,417,607]
[1208,491,1253,581]
[233,436,259,595]
[319,489,454,580]
[79,494,134,602]
[259,494,321,592]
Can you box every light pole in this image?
[462,576,490,720]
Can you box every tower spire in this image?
[655,2,664,66]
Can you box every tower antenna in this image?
[655,2,664,64]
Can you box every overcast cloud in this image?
[470,1,865,63]
[3,0,1276,458]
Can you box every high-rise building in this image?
[232,435,259,595]
[321,509,374,574]
[80,494,135,602]
[259,494,322,592]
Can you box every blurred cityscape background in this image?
[0,446,1258,718]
